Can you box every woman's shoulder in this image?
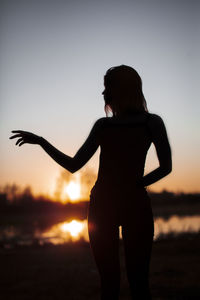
[93,117,109,128]
[147,113,165,127]
[91,117,109,134]
[147,113,167,139]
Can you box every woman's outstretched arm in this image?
[10,119,103,173]
[141,114,172,187]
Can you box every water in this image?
[1,215,200,247]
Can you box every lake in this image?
[1,215,200,247]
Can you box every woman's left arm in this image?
[10,119,103,173]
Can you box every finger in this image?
[16,138,24,145]
[12,130,25,133]
[19,142,25,147]
[9,134,22,139]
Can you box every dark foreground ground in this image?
[0,233,200,300]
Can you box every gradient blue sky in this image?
[1,0,200,196]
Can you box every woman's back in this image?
[95,112,152,191]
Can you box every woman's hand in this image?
[9,130,42,146]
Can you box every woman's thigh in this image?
[88,216,120,275]
[122,215,154,278]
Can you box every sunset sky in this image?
[1,0,200,197]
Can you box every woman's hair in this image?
[104,65,148,116]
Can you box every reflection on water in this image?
[153,215,200,239]
[1,215,200,247]
[40,220,88,244]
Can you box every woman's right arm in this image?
[39,118,103,173]
[10,118,104,173]
[141,114,172,187]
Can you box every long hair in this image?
[104,65,148,117]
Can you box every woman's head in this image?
[102,65,148,116]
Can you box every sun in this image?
[64,181,81,201]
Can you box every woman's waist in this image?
[92,176,144,189]
[89,186,153,226]
[90,180,148,199]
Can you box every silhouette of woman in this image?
[10,65,172,300]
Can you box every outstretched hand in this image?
[9,130,42,146]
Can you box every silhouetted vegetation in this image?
[0,184,200,220]
[149,189,200,217]
[0,184,88,228]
